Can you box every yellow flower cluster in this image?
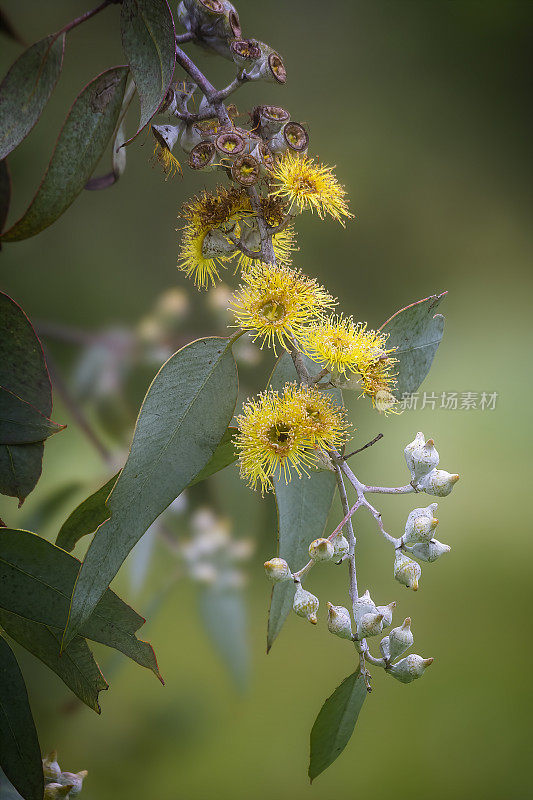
[229,263,334,352]
[177,187,297,289]
[236,384,349,492]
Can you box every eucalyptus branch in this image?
[175,44,231,126]
[59,0,118,36]
[344,433,384,460]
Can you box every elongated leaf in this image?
[85,78,136,190]
[121,0,176,141]
[309,669,367,782]
[0,33,65,161]
[0,768,25,800]
[380,292,447,397]
[63,337,238,647]
[189,426,237,486]
[2,66,128,241]
[56,473,118,553]
[0,608,108,714]
[0,292,57,502]
[0,387,64,444]
[0,529,162,681]
[198,586,248,690]
[0,159,10,236]
[0,636,43,800]
[267,353,340,652]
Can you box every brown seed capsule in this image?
[231,38,262,65]
[231,154,260,186]
[268,51,287,83]
[228,7,241,37]
[215,131,246,156]
[283,122,309,152]
[250,104,290,137]
[188,141,217,170]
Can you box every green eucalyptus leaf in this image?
[0,635,43,800]
[63,337,238,648]
[308,669,367,782]
[2,66,128,242]
[189,426,238,486]
[0,528,162,681]
[56,473,118,553]
[0,159,10,236]
[0,292,58,502]
[266,352,339,652]
[0,388,64,444]
[380,292,447,398]
[198,585,248,690]
[0,608,108,714]
[0,33,65,161]
[121,0,176,141]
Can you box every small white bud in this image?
[418,469,460,497]
[293,583,319,624]
[57,771,88,797]
[382,617,414,661]
[326,602,353,640]
[331,533,350,561]
[43,752,61,782]
[264,557,292,582]
[406,539,451,562]
[357,611,384,639]
[308,537,334,561]
[376,601,396,629]
[44,786,72,800]
[387,653,434,684]
[404,432,439,483]
[353,589,377,621]
[403,504,439,544]
[394,551,421,591]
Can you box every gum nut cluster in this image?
[353,590,396,640]
[42,752,87,799]
[401,503,451,563]
[379,619,433,684]
[404,432,460,496]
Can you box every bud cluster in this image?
[42,752,87,799]
[262,432,458,688]
[404,432,459,496]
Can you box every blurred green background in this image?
[1,0,531,798]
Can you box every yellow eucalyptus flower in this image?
[269,151,353,224]
[229,263,335,351]
[236,384,347,492]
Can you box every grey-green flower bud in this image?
[308,537,334,561]
[404,432,439,483]
[376,601,396,629]
[43,752,61,783]
[331,532,349,561]
[202,228,236,259]
[357,611,384,639]
[387,654,434,684]
[264,557,292,582]
[418,469,460,497]
[293,583,319,624]
[326,602,353,640]
[405,539,451,562]
[57,771,87,797]
[394,551,421,591]
[44,785,73,800]
[353,589,377,621]
[403,504,439,544]
[381,617,414,661]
